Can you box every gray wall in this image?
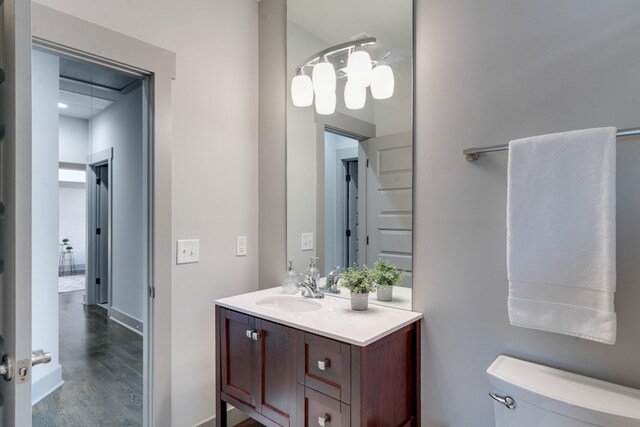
[90,86,144,323]
[414,1,640,425]
[59,116,89,164]
[31,49,63,404]
[259,0,287,289]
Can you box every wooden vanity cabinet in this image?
[218,307,298,427]
[216,306,420,427]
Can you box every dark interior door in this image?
[95,164,109,304]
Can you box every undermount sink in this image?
[255,295,322,313]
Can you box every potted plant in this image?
[341,265,375,311]
[371,259,404,302]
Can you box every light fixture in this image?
[347,50,373,87]
[58,102,68,109]
[371,65,394,99]
[291,37,394,114]
[344,80,366,110]
[312,59,336,95]
[315,91,336,115]
[291,71,314,107]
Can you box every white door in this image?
[0,0,34,425]
[364,132,413,286]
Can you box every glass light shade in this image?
[291,74,314,107]
[347,50,372,87]
[312,62,336,95]
[315,91,336,115]
[344,80,366,110]
[371,65,395,99]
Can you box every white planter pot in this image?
[376,285,393,301]
[350,292,369,311]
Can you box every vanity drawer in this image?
[297,331,351,403]
[297,385,350,427]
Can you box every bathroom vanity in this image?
[215,288,422,426]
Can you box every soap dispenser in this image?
[282,260,298,294]
[304,257,320,283]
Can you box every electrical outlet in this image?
[177,239,200,264]
[236,236,247,256]
[301,232,314,251]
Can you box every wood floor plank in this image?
[32,290,143,427]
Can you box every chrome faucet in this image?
[321,266,341,294]
[297,273,324,299]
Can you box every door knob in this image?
[31,349,52,367]
[318,415,330,426]
[0,355,13,381]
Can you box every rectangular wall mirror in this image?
[286,0,414,310]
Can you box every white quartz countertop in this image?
[215,287,423,347]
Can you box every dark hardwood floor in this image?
[32,290,143,427]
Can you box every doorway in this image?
[31,47,147,426]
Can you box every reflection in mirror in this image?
[286,0,414,310]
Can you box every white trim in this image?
[32,5,176,426]
[109,307,144,335]
[31,367,63,406]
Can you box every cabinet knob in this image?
[317,358,330,371]
[318,415,330,426]
[245,329,260,341]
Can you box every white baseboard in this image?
[109,306,143,335]
[195,406,248,427]
[32,364,64,405]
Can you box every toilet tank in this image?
[487,356,640,427]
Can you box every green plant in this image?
[341,265,375,294]
[371,259,404,287]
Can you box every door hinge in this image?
[96,277,101,285]
[345,229,351,237]
[96,177,101,185]
[148,286,155,299]
[96,228,101,235]
[345,174,351,182]
[366,235,369,245]
[366,158,369,168]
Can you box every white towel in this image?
[507,127,617,344]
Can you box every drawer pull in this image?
[318,415,330,426]
[318,359,330,371]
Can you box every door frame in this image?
[86,148,113,308]
[314,112,375,273]
[32,4,175,425]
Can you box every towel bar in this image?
[463,127,640,161]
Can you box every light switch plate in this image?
[236,236,247,256]
[301,232,314,251]
[177,239,200,264]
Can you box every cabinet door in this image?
[255,318,297,426]
[219,308,257,407]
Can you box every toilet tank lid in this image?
[487,356,640,425]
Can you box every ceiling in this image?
[287,0,413,60]
[58,57,141,120]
